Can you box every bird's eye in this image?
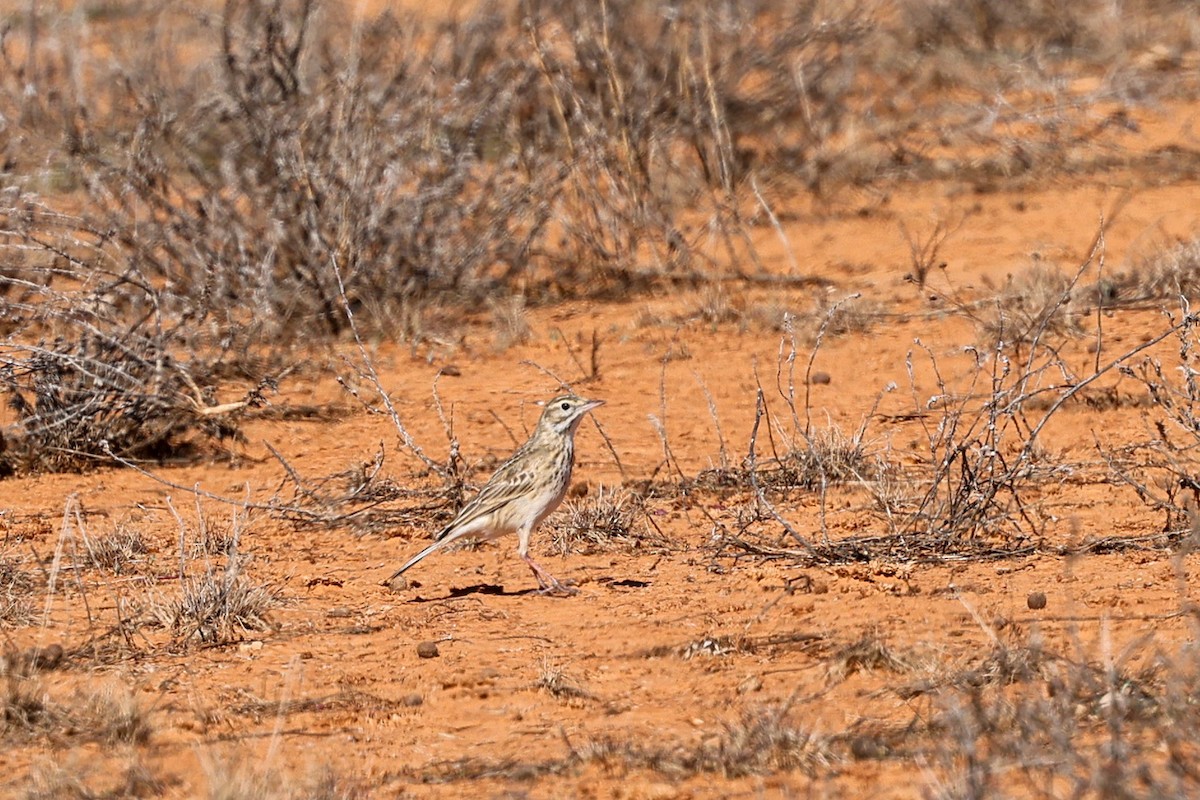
[560,401,571,411]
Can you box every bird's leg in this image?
[521,554,578,596]
[516,525,576,596]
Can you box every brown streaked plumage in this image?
[387,394,604,595]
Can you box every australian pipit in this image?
[387,394,604,595]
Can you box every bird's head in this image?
[539,394,605,436]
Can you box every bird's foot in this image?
[524,556,578,597]
[536,577,579,597]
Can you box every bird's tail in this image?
[386,538,447,583]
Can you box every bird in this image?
[387,394,605,595]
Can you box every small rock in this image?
[809,371,832,385]
[416,641,440,659]
[238,640,264,653]
[326,607,353,618]
[1027,591,1047,610]
[439,365,462,377]
[401,693,424,707]
[386,575,409,592]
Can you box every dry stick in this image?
[652,351,689,485]
[803,293,861,438]
[775,322,803,436]
[1022,315,1195,460]
[1094,227,1106,374]
[489,410,522,449]
[99,442,329,523]
[328,254,442,477]
[549,327,599,384]
[747,388,818,558]
[430,369,461,479]
[692,370,728,469]
[750,175,799,276]
[264,441,322,506]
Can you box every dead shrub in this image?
[0,196,260,476]
[925,634,1197,799]
[1108,306,1200,528]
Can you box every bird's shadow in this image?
[405,583,538,602]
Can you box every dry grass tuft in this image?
[925,633,1196,798]
[2,668,151,747]
[488,296,533,351]
[699,425,879,494]
[0,555,35,626]
[579,699,834,778]
[152,557,278,645]
[535,662,595,705]
[22,758,166,800]
[976,261,1085,345]
[549,486,654,555]
[83,526,150,575]
[202,754,360,800]
[1118,236,1200,303]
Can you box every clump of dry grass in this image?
[1119,236,1200,302]
[976,261,1086,346]
[488,296,533,351]
[549,486,653,555]
[535,662,595,705]
[0,555,34,626]
[825,629,912,683]
[2,667,151,747]
[202,753,361,800]
[699,425,879,494]
[83,527,150,575]
[579,699,834,778]
[22,758,166,800]
[924,632,1194,798]
[152,557,278,645]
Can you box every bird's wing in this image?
[435,465,538,541]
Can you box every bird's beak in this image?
[580,398,605,414]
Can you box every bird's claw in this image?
[536,578,579,597]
